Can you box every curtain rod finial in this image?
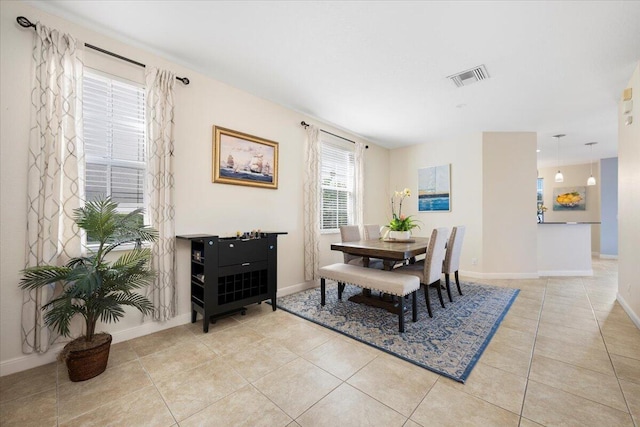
[17,16,35,29]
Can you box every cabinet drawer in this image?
[218,260,268,277]
[218,239,268,266]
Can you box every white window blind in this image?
[83,70,146,209]
[320,136,355,231]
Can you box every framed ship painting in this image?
[213,126,279,189]
[418,164,451,212]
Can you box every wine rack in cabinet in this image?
[177,233,286,332]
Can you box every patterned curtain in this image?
[354,141,365,229]
[22,23,84,354]
[145,68,176,321]
[303,125,321,281]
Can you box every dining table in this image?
[330,237,430,313]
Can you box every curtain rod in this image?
[16,16,190,85]
[300,121,368,149]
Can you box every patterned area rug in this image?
[276,281,519,383]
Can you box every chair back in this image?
[423,227,449,284]
[363,224,381,240]
[443,226,466,274]
[340,225,362,264]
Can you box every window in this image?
[83,70,146,211]
[536,177,544,205]
[320,135,355,231]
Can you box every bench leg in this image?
[398,294,405,333]
[412,291,417,322]
[338,282,345,300]
[321,278,326,306]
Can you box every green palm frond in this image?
[20,197,157,342]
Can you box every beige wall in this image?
[537,163,602,254]
[482,132,538,277]
[388,133,484,275]
[617,62,640,327]
[0,1,390,371]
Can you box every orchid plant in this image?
[388,188,420,232]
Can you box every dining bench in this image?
[318,263,420,332]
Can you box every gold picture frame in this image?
[212,126,279,189]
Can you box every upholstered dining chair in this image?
[391,227,449,317]
[339,225,383,269]
[363,224,381,240]
[442,225,466,302]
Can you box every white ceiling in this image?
[25,1,640,168]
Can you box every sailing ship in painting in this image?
[418,164,451,211]
[221,152,273,183]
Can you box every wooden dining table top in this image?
[331,237,430,262]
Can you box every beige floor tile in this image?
[296,383,407,427]
[611,354,640,384]
[57,359,152,422]
[522,380,634,426]
[506,303,541,321]
[186,316,241,335]
[500,312,539,335]
[511,295,543,312]
[619,379,640,421]
[128,325,197,357]
[515,288,545,303]
[304,336,377,381]
[139,340,216,381]
[288,422,302,427]
[600,318,640,339]
[0,388,57,427]
[0,362,57,403]
[533,335,614,376]
[528,354,627,411]
[253,357,341,419]
[542,293,592,310]
[446,362,527,414]
[155,357,247,422]
[199,325,268,356]
[539,309,600,332]
[411,380,520,427]
[535,321,606,351]
[179,385,292,427]
[603,332,640,361]
[489,325,536,354]
[542,301,595,320]
[271,321,335,355]
[518,418,545,427]
[106,341,138,369]
[346,353,438,417]
[224,339,298,382]
[242,309,306,336]
[59,385,174,427]
[478,340,532,378]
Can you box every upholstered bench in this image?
[318,263,420,332]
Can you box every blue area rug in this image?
[276,281,519,383]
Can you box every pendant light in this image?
[585,142,597,186]
[553,134,565,183]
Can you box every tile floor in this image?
[1,258,639,426]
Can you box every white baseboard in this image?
[460,270,539,280]
[617,293,640,330]
[277,281,317,297]
[538,270,593,277]
[600,254,619,259]
[1,313,192,377]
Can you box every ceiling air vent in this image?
[447,64,490,88]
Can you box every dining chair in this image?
[363,224,381,240]
[339,225,383,269]
[391,227,449,317]
[442,225,466,302]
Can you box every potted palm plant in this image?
[19,198,157,381]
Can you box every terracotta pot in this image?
[64,333,112,382]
